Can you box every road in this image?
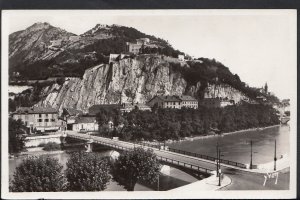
[66,132,290,190]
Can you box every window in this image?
[46,114,48,117]
[39,114,42,117]
[45,119,49,122]
[173,102,175,105]
[38,119,42,122]
[51,119,55,122]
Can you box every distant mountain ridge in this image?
[9,22,181,80]
[9,22,280,110]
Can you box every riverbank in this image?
[9,150,65,160]
[165,124,281,144]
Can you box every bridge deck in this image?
[66,132,222,175]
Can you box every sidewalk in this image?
[169,173,231,191]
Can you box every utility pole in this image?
[250,140,253,169]
[157,173,160,191]
[274,140,277,171]
[218,148,221,186]
[216,143,219,177]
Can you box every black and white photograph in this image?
[1,9,297,199]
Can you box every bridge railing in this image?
[168,147,247,169]
[157,156,212,175]
[67,133,212,174]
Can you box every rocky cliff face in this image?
[36,55,187,112]
[203,83,248,103]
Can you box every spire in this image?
[264,82,268,94]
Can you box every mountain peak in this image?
[27,22,51,31]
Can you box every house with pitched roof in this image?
[72,116,99,132]
[147,95,198,109]
[12,107,62,133]
[61,108,83,130]
[177,95,198,109]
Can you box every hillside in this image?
[9,22,279,112]
[9,22,182,80]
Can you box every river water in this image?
[169,125,290,165]
[8,85,33,94]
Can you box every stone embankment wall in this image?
[25,134,62,147]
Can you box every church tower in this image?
[264,82,268,94]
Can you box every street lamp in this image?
[216,143,219,177]
[157,173,160,191]
[218,148,225,186]
[274,139,277,171]
[249,140,258,169]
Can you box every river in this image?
[9,85,33,94]
[169,125,290,165]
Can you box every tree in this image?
[96,108,111,136]
[10,156,65,192]
[111,147,161,191]
[9,118,26,154]
[65,151,111,191]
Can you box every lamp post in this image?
[157,173,160,191]
[216,143,219,177]
[249,140,258,170]
[250,140,253,169]
[218,148,224,186]
[274,140,277,171]
[218,148,221,186]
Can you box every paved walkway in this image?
[170,173,231,191]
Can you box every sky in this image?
[3,10,297,100]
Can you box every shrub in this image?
[65,151,111,191]
[42,142,61,151]
[38,142,46,147]
[9,118,26,154]
[111,147,161,191]
[10,156,65,192]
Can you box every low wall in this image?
[25,134,63,147]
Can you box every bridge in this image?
[63,131,246,179]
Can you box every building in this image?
[120,103,152,113]
[147,95,198,109]
[61,108,83,130]
[178,54,185,61]
[12,107,61,133]
[126,38,158,54]
[126,42,143,54]
[72,116,98,132]
[88,104,122,116]
[136,38,150,44]
[89,103,151,115]
[256,96,267,102]
[198,98,234,108]
[220,100,235,107]
[109,53,129,63]
[177,95,198,109]
[198,98,221,108]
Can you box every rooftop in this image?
[88,104,122,115]
[177,95,197,101]
[75,116,97,124]
[157,95,181,102]
[13,107,58,114]
[63,108,83,116]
